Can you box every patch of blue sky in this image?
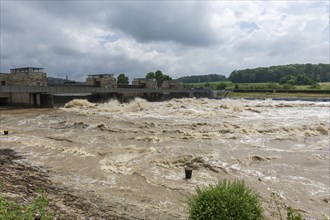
[308,0,329,9]
[98,34,120,45]
[239,21,259,34]
[322,24,329,42]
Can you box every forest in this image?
[178,74,227,83]
[228,63,329,84]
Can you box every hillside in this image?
[178,74,227,83]
[229,63,329,84]
[47,77,84,86]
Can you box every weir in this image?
[0,85,212,107]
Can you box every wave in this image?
[64,99,95,108]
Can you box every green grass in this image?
[0,188,53,220]
[226,92,330,99]
[184,80,232,88]
[295,84,330,90]
[184,81,330,90]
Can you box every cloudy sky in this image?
[1,1,329,81]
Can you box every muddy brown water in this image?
[1,98,329,219]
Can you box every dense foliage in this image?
[187,180,263,220]
[47,77,84,85]
[229,64,329,84]
[145,70,172,87]
[117,73,129,85]
[178,74,227,83]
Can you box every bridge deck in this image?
[0,85,210,94]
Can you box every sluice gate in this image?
[0,85,212,107]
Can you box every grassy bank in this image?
[0,188,52,220]
[185,81,330,90]
[225,91,330,99]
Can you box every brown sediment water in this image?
[0,98,329,219]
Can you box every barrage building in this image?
[0,67,212,107]
[86,74,117,88]
[0,67,47,86]
[132,78,157,89]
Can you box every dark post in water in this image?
[185,166,193,179]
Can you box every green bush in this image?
[187,180,263,220]
[281,84,295,89]
[216,82,227,90]
[253,84,266,90]
[267,83,280,90]
[309,83,321,89]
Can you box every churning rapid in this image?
[1,98,329,219]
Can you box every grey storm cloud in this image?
[24,1,219,46]
[105,2,219,46]
[0,1,329,80]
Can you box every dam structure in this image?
[0,67,212,107]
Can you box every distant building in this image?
[132,78,157,89]
[0,67,47,86]
[0,73,10,86]
[86,74,117,88]
[161,80,183,89]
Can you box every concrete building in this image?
[132,78,157,89]
[0,67,48,107]
[1,67,47,86]
[161,80,183,89]
[0,73,10,86]
[86,74,117,88]
[0,67,212,107]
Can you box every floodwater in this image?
[1,98,329,219]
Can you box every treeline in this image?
[178,74,227,83]
[229,64,330,84]
[47,77,84,85]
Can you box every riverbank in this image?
[0,149,137,220]
[225,91,330,101]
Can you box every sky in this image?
[0,1,329,81]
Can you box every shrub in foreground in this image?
[187,180,263,220]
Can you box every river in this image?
[1,98,329,219]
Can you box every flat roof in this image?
[10,67,44,70]
[87,74,114,77]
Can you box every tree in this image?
[296,74,313,85]
[178,74,226,83]
[228,64,329,83]
[162,75,172,81]
[279,76,287,85]
[117,73,129,85]
[146,70,172,87]
[287,79,295,85]
[155,70,164,83]
[146,72,155,80]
